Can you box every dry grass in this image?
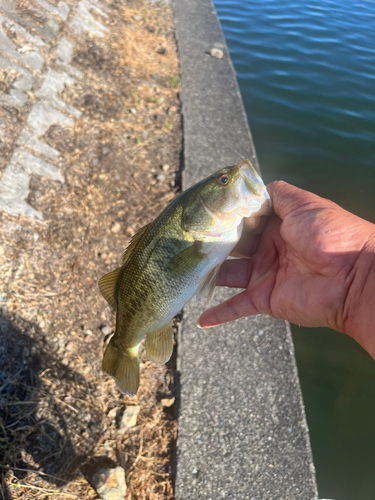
[116,7,179,81]
[0,0,181,498]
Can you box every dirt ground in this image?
[0,1,181,498]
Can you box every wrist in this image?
[343,229,375,358]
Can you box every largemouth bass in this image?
[99,159,272,394]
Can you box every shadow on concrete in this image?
[0,311,84,499]
[164,313,182,491]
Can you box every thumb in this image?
[267,181,329,221]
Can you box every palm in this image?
[247,211,352,330]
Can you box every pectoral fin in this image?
[196,264,220,301]
[171,240,206,274]
[98,268,121,311]
[146,323,174,364]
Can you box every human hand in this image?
[199,181,375,357]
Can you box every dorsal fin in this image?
[99,222,154,310]
[121,222,152,266]
[98,268,121,311]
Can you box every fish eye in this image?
[217,174,229,186]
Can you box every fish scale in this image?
[99,159,272,395]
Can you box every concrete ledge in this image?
[173,0,318,498]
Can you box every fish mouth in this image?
[238,159,273,217]
[238,159,264,195]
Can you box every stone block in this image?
[17,102,75,160]
[0,13,45,71]
[34,0,70,21]
[55,37,83,79]
[0,149,64,219]
[0,54,34,107]
[36,69,82,118]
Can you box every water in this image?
[212,0,375,498]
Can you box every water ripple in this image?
[214,0,375,225]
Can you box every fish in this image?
[99,159,272,395]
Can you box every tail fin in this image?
[102,340,140,396]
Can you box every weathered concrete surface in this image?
[174,0,319,498]
[0,0,107,219]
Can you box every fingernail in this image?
[196,319,204,329]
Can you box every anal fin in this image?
[146,323,174,364]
